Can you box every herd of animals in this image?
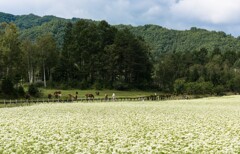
[48,91,97,101]
[24,91,174,101]
[25,91,99,101]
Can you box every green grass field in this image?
[1,95,240,153]
[41,89,155,98]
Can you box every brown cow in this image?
[48,94,52,99]
[54,91,62,99]
[85,94,94,101]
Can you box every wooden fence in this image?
[0,94,173,107]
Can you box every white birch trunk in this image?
[43,61,47,87]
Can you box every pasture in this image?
[41,89,155,99]
[1,95,240,153]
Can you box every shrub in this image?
[184,81,214,95]
[174,79,186,95]
[93,81,103,90]
[17,86,25,97]
[34,81,45,87]
[28,84,40,97]
[79,80,89,90]
[227,76,240,93]
[213,85,225,96]
[1,78,16,96]
[58,83,71,90]
[113,81,129,90]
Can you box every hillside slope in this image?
[1,12,240,55]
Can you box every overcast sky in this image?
[1,0,240,37]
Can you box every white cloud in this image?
[171,0,240,24]
[144,6,163,17]
[0,0,240,36]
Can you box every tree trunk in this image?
[43,61,47,87]
[27,54,33,84]
[28,70,33,84]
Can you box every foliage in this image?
[120,25,240,59]
[174,79,185,95]
[213,85,225,96]
[54,20,152,89]
[17,85,25,97]
[1,78,16,96]
[28,84,40,97]
[1,12,240,95]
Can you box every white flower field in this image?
[1,95,240,153]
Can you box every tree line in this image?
[1,19,240,98]
[0,21,153,97]
[155,48,240,95]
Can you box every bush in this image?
[174,79,186,95]
[34,81,44,87]
[213,85,225,96]
[113,81,129,90]
[1,78,16,96]
[184,81,214,95]
[17,86,25,97]
[93,81,103,90]
[227,76,240,93]
[79,80,89,90]
[47,81,57,88]
[58,83,71,90]
[185,82,199,95]
[200,82,214,94]
[68,80,80,89]
[28,84,40,97]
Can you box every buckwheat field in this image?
[1,96,240,153]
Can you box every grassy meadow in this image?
[1,95,240,153]
[41,89,155,99]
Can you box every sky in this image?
[1,0,240,37]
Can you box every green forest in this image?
[1,12,240,97]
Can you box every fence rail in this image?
[0,95,173,107]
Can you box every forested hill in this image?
[2,12,240,95]
[0,12,76,47]
[116,25,240,58]
[1,12,240,55]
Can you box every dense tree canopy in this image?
[1,12,240,98]
[53,20,153,90]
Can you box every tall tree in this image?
[36,33,58,87]
[107,29,153,89]
[21,39,38,84]
[0,23,23,80]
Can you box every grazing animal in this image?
[25,93,31,100]
[54,91,62,99]
[48,94,52,99]
[95,91,100,96]
[75,92,78,100]
[104,94,108,101]
[85,94,94,101]
[68,94,77,101]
